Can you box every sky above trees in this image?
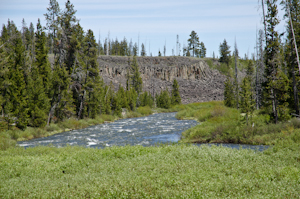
[0,0,285,57]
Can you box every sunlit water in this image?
[18,112,268,151]
[18,112,198,148]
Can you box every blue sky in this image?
[0,0,286,57]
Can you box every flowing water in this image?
[18,112,268,151]
[18,112,198,148]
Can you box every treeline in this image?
[223,0,300,124]
[34,1,208,58]
[0,0,181,131]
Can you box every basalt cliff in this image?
[98,56,226,104]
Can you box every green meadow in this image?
[1,144,299,198]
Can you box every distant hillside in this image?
[48,55,226,104]
[98,56,226,104]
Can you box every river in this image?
[18,112,268,151]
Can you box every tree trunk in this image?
[271,88,278,123]
[292,65,299,115]
[262,0,268,44]
[77,90,86,120]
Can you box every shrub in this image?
[291,117,300,129]
[0,132,16,150]
[45,124,60,132]
[137,106,152,116]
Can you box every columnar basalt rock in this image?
[98,56,226,104]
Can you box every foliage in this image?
[156,89,171,109]
[219,39,231,66]
[187,30,200,57]
[178,101,300,146]
[171,79,181,106]
[224,76,236,108]
[139,91,154,108]
[239,77,255,124]
[128,56,143,95]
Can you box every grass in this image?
[203,57,251,76]
[0,144,299,198]
[177,101,300,146]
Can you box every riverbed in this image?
[18,112,268,151]
[18,112,198,148]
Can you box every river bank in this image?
[177,101,300,146]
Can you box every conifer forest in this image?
[0,0,183,131]
[1,0,300,131]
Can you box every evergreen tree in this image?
[61,0,78,74]
[44,0,60,54]
[132,42,138,56]
[129,56,143,95]
[188,30,200,57]
[199,42,206,58]
[84,29,102,118]
[240,77,255,124]
[117,84,129,109]
[156,88,171,109]
[263,0,289,123]
[8,34,29,129]
[219,39,231,66]
[127,87,138,111]
[141,43,146,56]
[27,66,49,127]
[35,19,51,94]
[281,0,300,116]
[171,79,181,105]
[140,91,154,107]
[224,76,236,108]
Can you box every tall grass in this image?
[0,144,299,198]
[178,101,300,145]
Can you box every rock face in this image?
[98,56,226,104]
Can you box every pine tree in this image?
[44,0,60,54]
[263,0,289,123]
[61,0,78,74]
[35,19,51,94]
[240,77,255,124]
[8,34,29,129]
[140,43,146,56]
[188,30,200,57]
[127,87,138,111]
[219,39,231,66]
[117,84,129,109]
[224,76,236,108]
[129,56,143,95]
[273,70,291,121]
[84,29,102,118]
[132,43,138,56]
[281,0,300,116]
[140,91,154,107]
[199,42,206,58]
[156,89,171,109]
[171,79,181,105]
[27,67,49,127]
[26,19,52,127]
